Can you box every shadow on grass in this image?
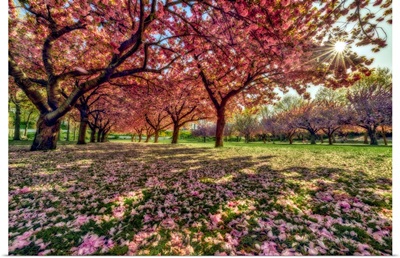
[8,142,392,255]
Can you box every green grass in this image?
[8,139,392,255]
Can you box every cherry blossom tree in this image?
[8,0,189,150]
[8,0,390,150]
[292,103,324,145]
[191,121,216,143]
[233,109,260,143]
[346,68,392,145]
[314,88,349,145]
[75,86,110,144]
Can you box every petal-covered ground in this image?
[9,142,392,255]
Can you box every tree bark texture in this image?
[31,115,61,151]
[368,127,378,145]
[13,103,21,140]
[171,124,180,144]
[77,116,89,144]
[215,108,226,147]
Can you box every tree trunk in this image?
[368,127,378,145]
[381,126,388,146]
[154,130,159,143]
[24,111,33,137]
[73,124,77,141]
[66,118,70,141]
[30,115,61,151]
[77,116,88,144]
[319,135,324,143]
[289,135,293,144]
[171,123,180,144]
[97,129,102,142]
[145,134,151,142]
[328,134,333,145]
[131,134,135,142]
[58,124,62,141]
[363,132,369,144]
[100,132,107,142]
[138,134,142,142]
[215,107,226,147]
[310,132,317,145]
[204,136,206,143]
[13,103,21,140]
[90,128,96,143]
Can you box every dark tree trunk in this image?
[328,134,333,145]
[131,134,135,142]
[310,132,317,145]
[90,128,96,143]
[73,124,77,141]
[138,134,142,142]
[77,116,88,144]
[289,135,293,144]
[66,118,70,141]
[363,132,369,144]
[58,124,62,141]
[154,130,159,143]
[145,134,151,142]
[368,127,378,145]
[100,132,107,142]
[97,129,102,142]
[215,107,226,147]
[381,126,388,146]
[171,123,180,144]
[13,104,21,140]
[204,136,206,143]
[24,111,33,137]
[31,115,61,151]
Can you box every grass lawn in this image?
[8,141,392,255]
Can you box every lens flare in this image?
[334,41,346,53]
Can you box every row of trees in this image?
[8,0,391,150]
[191,69,392,146]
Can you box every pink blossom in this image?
[317,240,328,250]
[143,214,152,223]
[190,190,199,196]
[71,234,106,255]
[38,250,52,256]
[160,218,176,229]
[215,251,228,255]
[281,248,296,256]
[9,239,31,252]
[74,67,89,74]
[112,206,125,219]
[16,186,31,194]
[73,215,90,226]
[209,213,222,226]
[308,245,319,255]
[225,233,239,247]
[358,243,370,252]
[261,241,279,255]
[281,0,291,7]
[319,228,334,240]
[339,201,351,209]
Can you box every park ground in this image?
[8,141,392,255]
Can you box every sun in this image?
[334,41,346,53]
